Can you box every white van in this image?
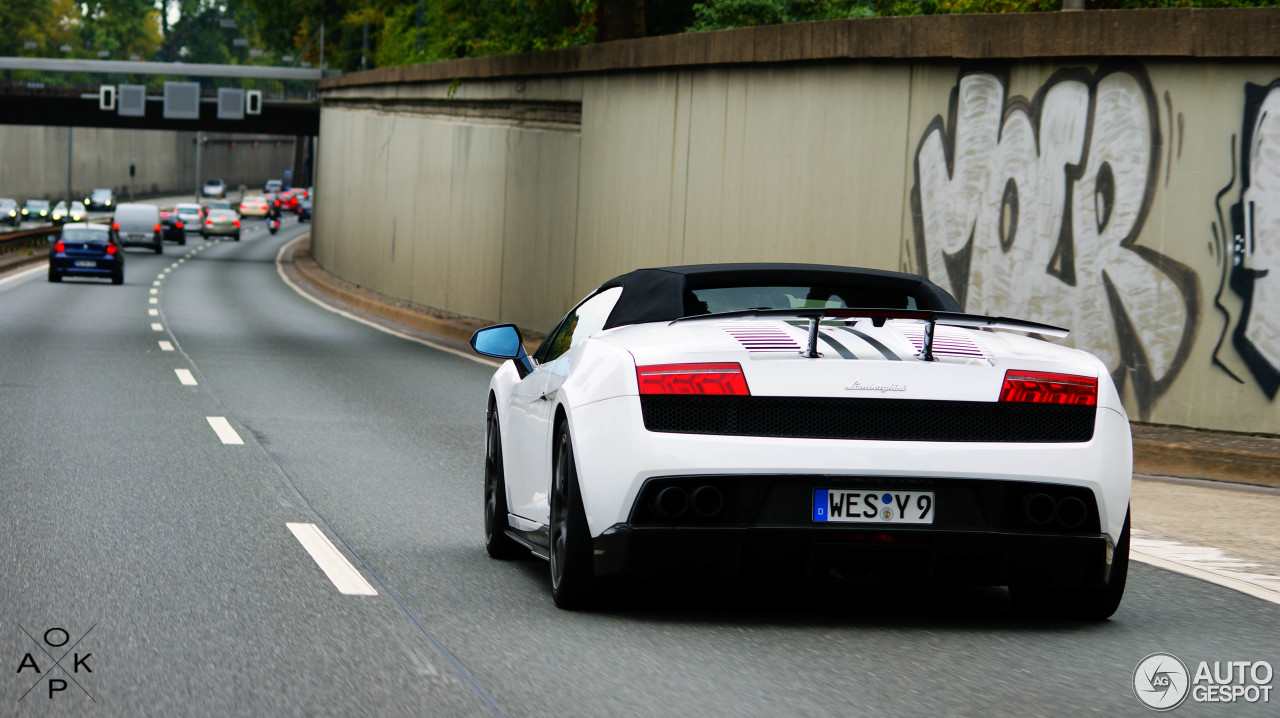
[112,203,163,254]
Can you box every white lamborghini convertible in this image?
[470,264,1132,617]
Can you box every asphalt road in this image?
[1,220,1277,716]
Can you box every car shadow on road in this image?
[507,559,1111,632]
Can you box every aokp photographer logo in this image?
[1134,653,1190,711]
[14,624,97,703]
[1134,652,1275,711]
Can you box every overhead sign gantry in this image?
[0,57,324,134]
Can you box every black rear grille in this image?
[640,396,1095,443]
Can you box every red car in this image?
[277,189,300,213]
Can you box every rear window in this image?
[685,284,919,316]
[63,228,110,242]
[114,205,160,227]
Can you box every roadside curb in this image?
[287,237,499,349]
[284,238,1280,489]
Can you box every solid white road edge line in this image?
[175,369,197,386]
[1131,536,1280,605]
[0,264,45,289]
[206,416,243,445]
[285,522,378,596]
[274,236,500,369]
[159,341,174,351]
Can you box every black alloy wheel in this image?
[1011,506,1131,620]
[484,409,523,560]
[549,425,595,609]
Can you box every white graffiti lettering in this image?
[912,67,1199,417]
[1219,81,1280,398]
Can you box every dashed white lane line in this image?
[158,341,174,351]
[149,309,159,316]
[149,288,158,295]
[170,263,179,269]
[174,369,197,386]
[1132,535,1280,605]
[286,522,378,596]
[206,416,243,445]
[149,297,158,304]
[153,280,161,286]
[150,323,163,331]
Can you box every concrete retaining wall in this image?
[0,125,296,202]
[314,9,1280,434]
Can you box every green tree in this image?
[77,0,164,59]
[1,0,81,57]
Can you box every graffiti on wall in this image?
[911,66,1200,419]
[1212,81,1280,399]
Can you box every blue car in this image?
[298,199,311,222]
[48,223,124,285]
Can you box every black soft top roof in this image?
[598,263,960,329]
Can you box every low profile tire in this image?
[179,236,186,246]
[1011,507,1130,620]
[153,243,162,255]
[484,409,524,560]
[549,425,596,609]
[111,271,123,286]
[48,269,61,283]
[235,232,241,241]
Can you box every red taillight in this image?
[175,221,183,229]
[205,220,213,225]
[112,222,119,231]
[274,200,280,207]
[233,220,240,227]
[106,242,117,255]
[54,240,65,252]
[999,370,1097,406]
[636,363,750,396]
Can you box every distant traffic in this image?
[17,176,315,286]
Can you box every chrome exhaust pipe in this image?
[1056,496,1087,529]
[653,487,689,519]
[1022,493,1056,525]
[691,486,725,518]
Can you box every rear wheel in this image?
[549,425,595,609]
[235,232,241,241]
[153,242,162,255]
[1011,507,1130,620]
[484,410,524,560]
[47,268,61,283]
[179,235,186,246]
[111,270,123,285]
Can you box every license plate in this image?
[73,260,96,268]
[813,489,935,524]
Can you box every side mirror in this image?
[470,324,533,378]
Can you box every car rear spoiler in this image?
[674,308,1069,361]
